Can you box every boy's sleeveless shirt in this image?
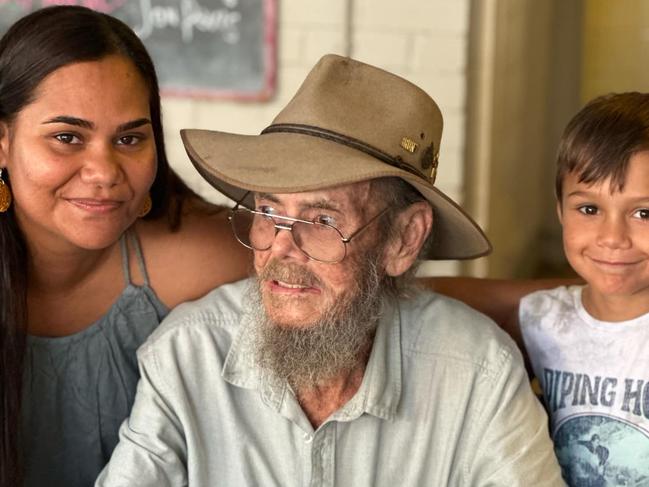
[21,230,169,487]
[520,285,649,486]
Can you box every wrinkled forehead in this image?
[254,180,379,214]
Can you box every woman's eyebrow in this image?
[117,118,152,132]
[41,116,151,133]
[43,115,93,129]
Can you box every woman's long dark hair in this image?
[0,6,189,484]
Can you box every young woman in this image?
[0,7,249,486]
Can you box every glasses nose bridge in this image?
[267,216,313,261]
[271,218,298,244]
[273,220,295,233]
[269,217,302,249]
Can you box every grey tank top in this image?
[22,230,169,487]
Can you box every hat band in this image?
[261,123,431,182]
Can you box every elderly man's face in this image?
[253,181,384,328]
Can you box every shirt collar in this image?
[334,298,402,421]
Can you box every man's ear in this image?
[383,202,433,277]
[556,200,563,225]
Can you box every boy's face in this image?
[558,150,649,320]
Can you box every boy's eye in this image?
[632,208,649,220]
[578,205,598,216]
[54,133,81,144]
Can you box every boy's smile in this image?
[559,150,649,321]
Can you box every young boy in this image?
[519,92,649,486]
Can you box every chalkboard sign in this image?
[0,0,277,100]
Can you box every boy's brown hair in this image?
[556,92,649,202]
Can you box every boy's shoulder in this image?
[520,284,582,321]
[519,285,589,349]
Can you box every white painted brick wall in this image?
[413,35,467,74]
[280,0,346,25]
[353,0,469,34]
[302,29,348,65]
[162,0,471,274]
[276,26,305,66]
[352,31,415,71]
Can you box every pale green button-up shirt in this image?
[97,279,564,486]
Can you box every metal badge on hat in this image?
[399,136,439,184]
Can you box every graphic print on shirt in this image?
[554,415,649,487]
[543,368,649,487]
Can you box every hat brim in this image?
[181,129,491,260]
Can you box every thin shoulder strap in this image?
[119,232,131,286]
[128,229,151,286]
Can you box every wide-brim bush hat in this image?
[181,54,491,260]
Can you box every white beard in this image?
[248,256,384,391]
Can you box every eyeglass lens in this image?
[230,209,345,262]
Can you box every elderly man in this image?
[97,54,563,486]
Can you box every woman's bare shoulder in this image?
[135,203,251,309]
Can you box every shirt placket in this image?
[309,422,335,487]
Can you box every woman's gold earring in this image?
[138,193,152,218]
[0,169,12,213]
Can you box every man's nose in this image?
[268,224,309,262]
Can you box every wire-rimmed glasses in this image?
[228,200,390,264]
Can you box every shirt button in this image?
[303,433,313,443]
